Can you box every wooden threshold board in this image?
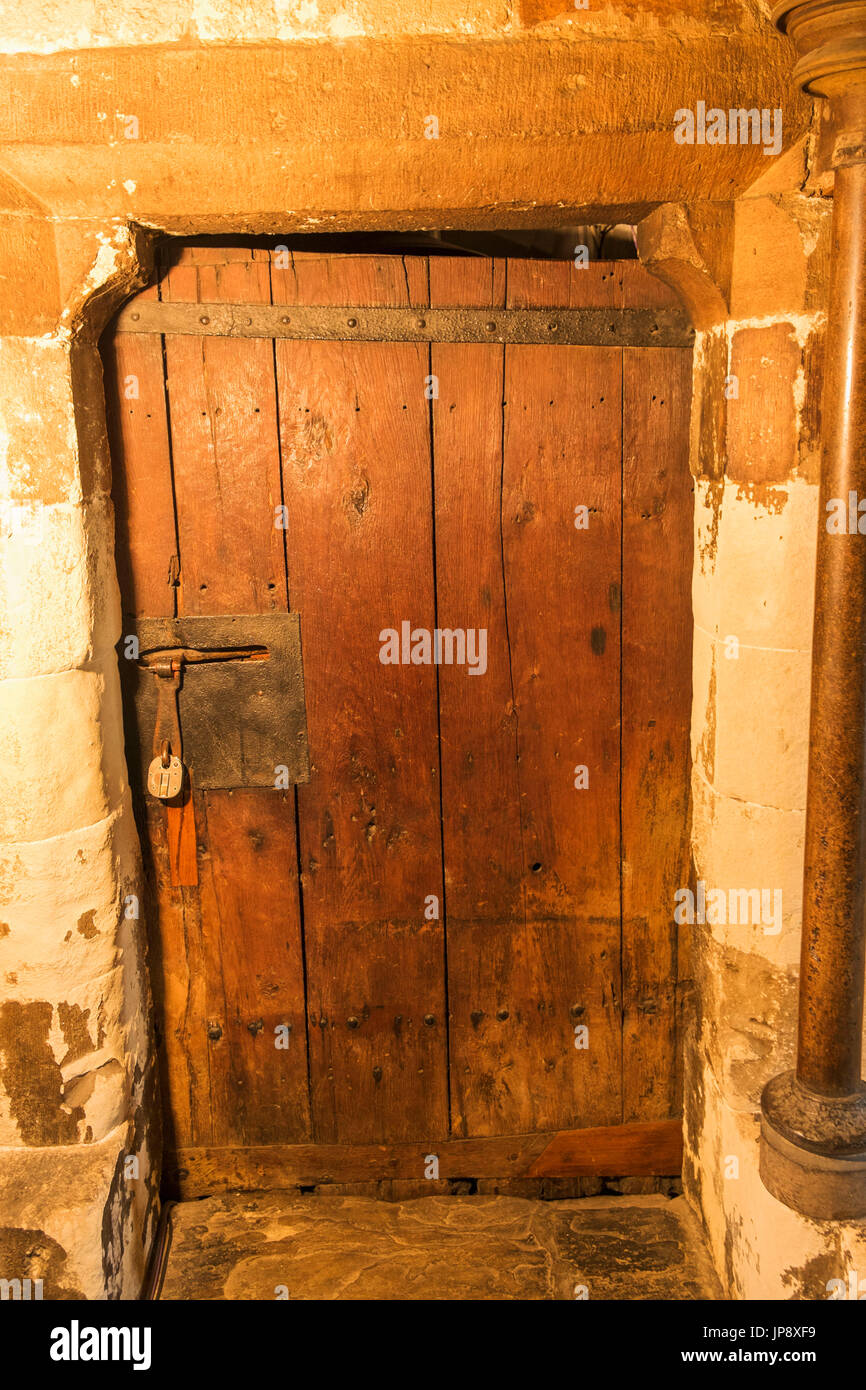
[167,1119,683,1197]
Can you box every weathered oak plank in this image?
[273,254,449,1144]
[620,261,694,1123]
[167,1118,683,1196]
[435,258,624,1137]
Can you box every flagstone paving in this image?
[159,1193,722,1301]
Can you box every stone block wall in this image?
[642,191,866,1297]
[0,232,159,1298]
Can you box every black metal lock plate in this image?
[121,613,310,790]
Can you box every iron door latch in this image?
[121,613,310,791]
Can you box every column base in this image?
[760,1071,866,1220]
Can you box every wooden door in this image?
[105,244,693,1197]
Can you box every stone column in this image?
[0,220,159,1296]
[761,0,866,1220]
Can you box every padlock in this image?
[147,739,184,800]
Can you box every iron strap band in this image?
[115,301,694,348]
[150,664,183,764]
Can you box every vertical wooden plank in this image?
[157,245,311,1147]
[163,247,286,617]
[503,258,624,311]
[273,254,450,1144]
[199,790,311,1145]
[622,320,693,1123]
[499,349,622,1132]
[105,275,213,1149]
[434,258,624,1136]
[165,784,199,888]
[429,256,524,1137]
[270,248,429,311]
[143,799,213,1151]
[104,283,177,620]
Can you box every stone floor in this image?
[159,1193,722,1300]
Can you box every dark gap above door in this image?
[153,225,640,274]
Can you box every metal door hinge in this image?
[115,301,695,348]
